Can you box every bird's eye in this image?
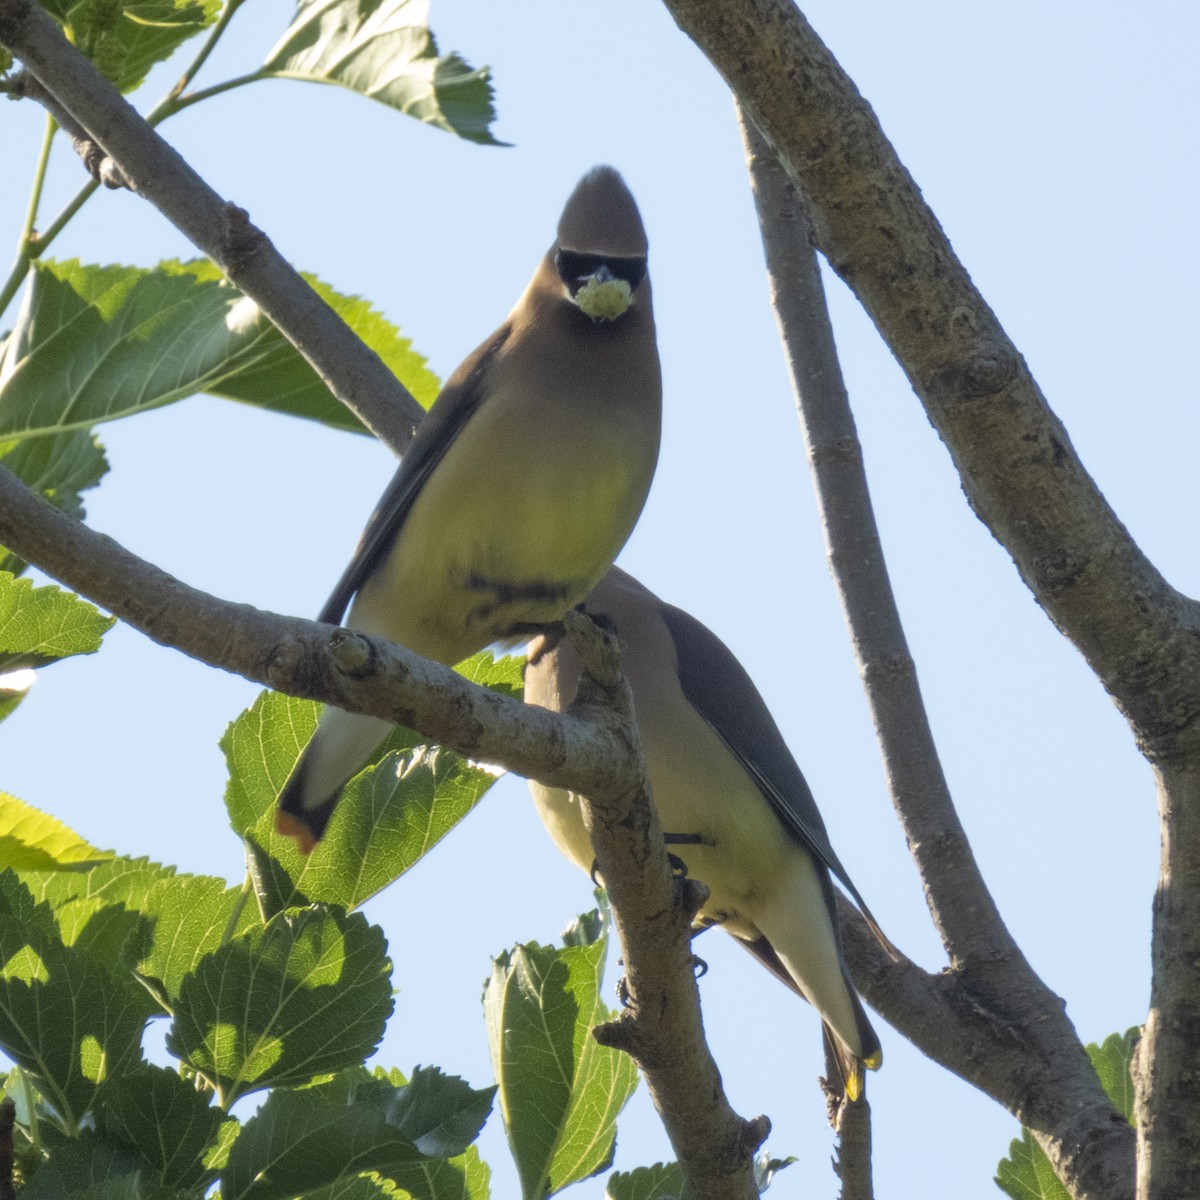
[555,250,647,292]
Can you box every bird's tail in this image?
[275,706,393,853]
[824,990,882,1103]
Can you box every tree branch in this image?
[0,463,767,1199]
[0,0,422,454]
[737,105,1134,1200]
[660,0,1200,769]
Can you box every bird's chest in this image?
[362,381,654,662]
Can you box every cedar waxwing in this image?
[277,167,661,851]
[524,568,889,1100]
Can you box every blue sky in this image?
[2,1,1198,1195]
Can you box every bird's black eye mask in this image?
[554,250,647,293]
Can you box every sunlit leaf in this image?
[167,905,393,1104]
[0,571,113,672]
[262,0,501,144]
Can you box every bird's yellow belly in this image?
[351,398,655,665]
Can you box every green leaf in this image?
[40,0,220,93]
[0,430,108,575]
[381,1066,495,1159]
[1090,1027,1139,1122]
[167,905,393,1105]
[0,259,436,439]
[0,671,31,724]
[995,1130,1071,1200]
[0,792,112,872]
[605,1161,692,1200]
[0,878,147,1130]
[211,273,440,422]
[262,0,502,144]
[385,1143,492,1200]
[485,920,637,1200]
[135,873,260,1003]
[995,1027,1139,1200]
[220,1087,428,1200]
[0,571,114,671]
[297,741,499,909]
[23,854,176,911]
[455,650,524,700]
[98,1062,232,1192]
[17,1133,141,1199]
[224,692,499,912]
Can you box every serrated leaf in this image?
[0,259,436,439]
[224,691,498,911]
[995,1129,1071,1200]
[167,905,393,1105]
[1089,1027,1139,1122]
[262,0,501,144]
[220,1087,428,1200]
[606,1161,692,1200]
[0,900,147,1129]
[99,1062,232,1192]
[302,1177,405,1200]
[0,571,114,671]
[23,854,177,910]
[135,873,259,1004]
[383,1066,494,1158]
[41,0,220,92]
[297,742,498,909]
[0,430,108,574]
[0,792,112,871]
[0,867,61,939]
[485,923,637,1200]
[17,1132,141,1199]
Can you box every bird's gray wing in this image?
[659,601,892,951]
[318,325,512,626]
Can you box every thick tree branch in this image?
[738,107,1134,1200]
[0,463,765,1199]
[0,0,422,454]
[660,0,1200,770]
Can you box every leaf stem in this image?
[0,112,56,320]
[219,871,254,947]
[148,0,250,120]
[14,1069,40,1154]
[163,70,267,117]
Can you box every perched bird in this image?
[277,167,662,851]
[524,568,890,1100]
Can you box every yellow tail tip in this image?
[865,1049,883,1072]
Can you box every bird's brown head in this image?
[554,166,649,322]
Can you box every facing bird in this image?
[277,167,662,852]
[524,567,889,1101]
